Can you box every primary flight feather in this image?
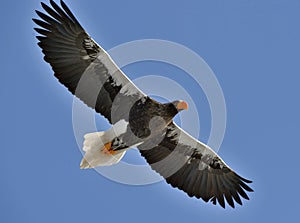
[33,0,253,208]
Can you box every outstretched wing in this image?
[33,0,145,124]
[138,122,253,208]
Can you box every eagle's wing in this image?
[138,122,253,208]
[33,0,145,124]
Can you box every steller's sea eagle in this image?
[33,0,253,208]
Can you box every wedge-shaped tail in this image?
[80,132,126,168]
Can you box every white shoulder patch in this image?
[111,119,129,136]
[119,81,143,97]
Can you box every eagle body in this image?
[33,0,253,208]
[128,97,180,138]
[81,98,185,168]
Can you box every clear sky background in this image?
[1,0,300,222]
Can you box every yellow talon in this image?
[101,142,117,155]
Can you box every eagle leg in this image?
[101,142,117,155]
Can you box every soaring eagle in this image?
[33,0,253,208]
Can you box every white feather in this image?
[80,119,129,168]
[82,132,105,152]
[80,146,126,168]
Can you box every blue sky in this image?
[1,0,300,222]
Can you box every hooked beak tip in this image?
[176,101,188,111]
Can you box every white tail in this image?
[80,131,126,169]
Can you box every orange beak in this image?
[176,101,188,111]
